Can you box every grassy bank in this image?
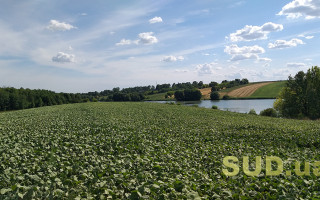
[1,102,320,199]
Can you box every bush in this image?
[210,91,220,100]
[184,89,202,101]
[222,95,231,100]
[260,108,277,117]
[212,105,218,109]
[248,109,257,115]
[174,90,185,101]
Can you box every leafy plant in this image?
[0,102,320,199]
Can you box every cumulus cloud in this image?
[196,63,216,75]
[149,16,163,24]
[52,52,75,63]
[305,35,315,39]
[162,55,184,62]
[116,39,132,46]
[287,62,307,67]
[298,34,314,39]
[115,32,158,46]
[138,32,158,44]
[47,20,76,31]
[278,0,320,19]
[224,44,268,61]
[259,57,272,62]
[225,44,265,54]
[228,22,283,42]
[268,38,304,49]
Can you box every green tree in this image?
[210,91,220,100]
[184,89,202,101]
[274,66,320,119]
[174,90,185,101]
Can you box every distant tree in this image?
[192,81,198,87]
[112,87,120,93]
[210,91,220,100]
[113,93,131,101]
[209,81,218,87]
[0,90,10,111]
[198,81,204,88]
[174,90,185,101]
[241,78,249,85]
[222,95,231,100]
[211,86,219,92]
[184,89,202,101]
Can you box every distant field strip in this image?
[200,87,212,99]
[227,82,274,97]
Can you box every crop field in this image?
[1,102,320,199]
[250,81,287,99]
[226,82,274,98]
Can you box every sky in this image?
[1,0,320,93]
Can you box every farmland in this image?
[250,81,287,99]
[1,102,320,199]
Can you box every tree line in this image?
[274,66,320,119]
[0,87,88,111]
[0,79,250,111]
[85,81,209,102]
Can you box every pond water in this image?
[148,99,276,114]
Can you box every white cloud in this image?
[196,63,216,75]
[298,34,314,39]
[278,0,320,19]
[47,20,76,31]
[175,69,189,73]
[52,52,75,63]
[229,54,259,61]
[259,57,272,62]
[228,22,283,42]
[224,44,268,61]
[268,38,304,49]
[305,35,315,39]
[116,39,132,46]
[162,55,184,62]
[116,32,158,46]
[149,16,163,24]
[138,32,158,44]
[225,44,265,54]
[287,62,307,67]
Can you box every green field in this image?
[145,92,169,101]
[250,81,286,99]
[1,102,320,199]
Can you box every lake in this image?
[148,99,276,114]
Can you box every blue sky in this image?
[1,0,320,92]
